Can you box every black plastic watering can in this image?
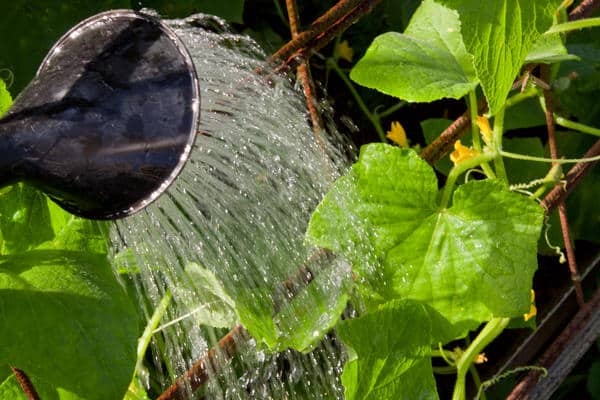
[0,10,200,219]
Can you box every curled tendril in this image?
[0,69,14,89]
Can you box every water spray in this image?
[0,10,200,219]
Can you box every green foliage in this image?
[350,0,478,103]
[0,79,11,116]
[555,29,600,126]
[437,0,563,114]
[307,144,544,399]
[0,187,138,400]
[307,144,543,327]
[338,299,457,400]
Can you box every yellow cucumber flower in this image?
[523,289,537,322]
[386,121,409,148]
[450,140,479,165]
[336,40,354,63]
[476,116,493,145]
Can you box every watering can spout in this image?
[0,10,200,219]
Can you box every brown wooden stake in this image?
[541,138,600,213]
[541,64,585,307]
[569,0,600,21]
[285,0,325,147]
[269,0,363,65]
[10,367,40,400]
[156,325,249,400]
[506,288,600,400]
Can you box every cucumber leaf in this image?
[307,144,544,329]
[350,0,478,103]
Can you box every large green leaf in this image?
[0,250,137,400]
[0,188,137,400]
[438,0,563,114]
[307,144,543,328]
[350,0,478,103]
[338,299,456,400]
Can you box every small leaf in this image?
[0,184,54,254]
[438,0,563,114]
[273,254,352,351]
[307,144,544,329]
[338,299,455,400]
[525,33,579,64]
[176,262,237,329]
[0,79,12,116]
[350,0,478,103]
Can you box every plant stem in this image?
[272,0,290,26]
[135,291,172,377]
[434,365,458,374]
[377,101,406,118]
[541,63,586,307]
[440,152,497,208]
[285,0,325,148]
[269,0,363,63]
[554,115,600,137]
[491,107,508,182]
[544,16,600,34]
[327,58,387,142]
[468,91,496,178]
[469,364,486,400]
[452,318,510,400]
[468,91,482,152]
[499,151,600,163]
[504,87,538,109]
[431,347,458,365]
[541,138,600,213]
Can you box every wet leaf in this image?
[338,299,455,400]
[307,144,544,329]
[350,0,478,103]
[0,188,137,400]
[178,262,237,328]
[438,0,563,114]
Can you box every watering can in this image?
[0,10,200,219]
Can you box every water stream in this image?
[109,13,353,399]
